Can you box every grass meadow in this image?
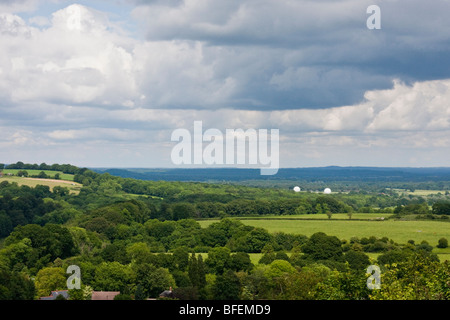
[2,169,75,181]
[0,175,82,194]
[198,216,450,262]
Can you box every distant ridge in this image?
[91,166,450,183]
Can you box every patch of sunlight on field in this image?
[2,169,74,181]
[234,213,394,220]
[395,189,447,196]
[238,219,450,246]
[198,218,450,248]
[0,176,82,194]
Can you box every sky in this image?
[0,0,449,169]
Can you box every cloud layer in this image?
[0,1,449,167]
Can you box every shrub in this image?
[437,238,448,249]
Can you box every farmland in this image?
[198,216,450,261]
[0,175,82,194]
[2,169,75,181]
[198,216,448,244]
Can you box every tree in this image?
[52,186,68,196]
[199,224,228,248]
[314,204,323,214]
[370,253,450,300]
[134,284,146,300]
[37,171,48,179]
[34,267,66,298]
[229,252,253,272]
[6,161,24,169]
[188,253,199,287]
[240,266,270,300]
[159,203,173,220]
[16,170,28,177]
[432,201,450,215]
[197,255,207,289]
[314,268,370,300]
[145,219,177,240]
[395,203,430,215]
[44,224,77,259]
[0,266,35,300]
[206,247,231,274]
[0,238,34,271]
[301,232,343,261]
[239,228,272,253]
[4,224,76,268]
[0,212,12,238]
[172,203,196,221]
[258,244,276,265]
[126,242,152,265]
[173,246,190,271]
[343,250,370,271]
[437,238,448,249]
[284,264,331,300]
[68,285,93,300]
[85,217,111,234]
[114,293,133,300]
[68,227,102,257]
[264,260,297,296]
[188,253,206,289]
[315,196,349,213]
[294,199,313,215]
[265,260,296,280]
[93,262,133,292]
[171,270,191,288]
[274,251,290,262]
[377,249,410,265]
[212,270,241,300]
[132,263,175,299]
[200,218,243,248]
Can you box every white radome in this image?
[324,188,331,194]
[293,186,301,192]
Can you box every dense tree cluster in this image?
[4,162,80,175]
[0,182,69,237]
[433,201,450,215]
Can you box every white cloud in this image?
[0,0,41,14]
[28,15,50,27]
[0,4,242,111]
[0,12,32,36]
[366,79,450,132]
[0,2,449,167]
[0,5,139,108]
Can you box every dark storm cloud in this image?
[130,0,450,110]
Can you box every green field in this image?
[2,169,74,181]
[220,213,395,221]
[198,217,450,262]
[198,217,449,255]
[392,188,447,196]
[0,175,82,194]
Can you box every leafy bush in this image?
[437,237,448,248]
